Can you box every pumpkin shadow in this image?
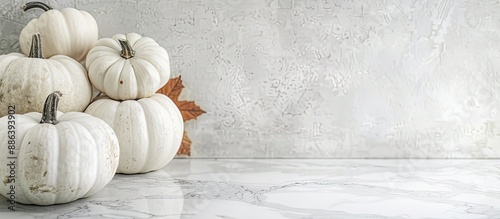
[0,170,184,218]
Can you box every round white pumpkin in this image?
[0,33,92,117]
[85,32,171,100]
[19,1,98,62]
[0,92,120,205]
[85,93,183,174]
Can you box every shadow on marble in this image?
[0,170,184,219]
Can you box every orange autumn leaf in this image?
[157,76,205,156]
[157,76,184,101]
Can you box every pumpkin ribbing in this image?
[0,92,120,205]
[40,91,62,124]
[22,1,53,12]
[86,33,170,100]
[19,1,98,62]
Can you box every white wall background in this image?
[1,0,500,158]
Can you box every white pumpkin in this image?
[0,33,92,117]
[85,93,183,174]
[85,32,171,100]
[0,92,120,205]
[19,1,98,62]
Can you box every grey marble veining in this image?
[1,1,500,158]
[1,159,499,218]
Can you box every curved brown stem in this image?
[28,33,44,59]
[22,1,53,12]
[40,91,62,125]
[118,39,135,59]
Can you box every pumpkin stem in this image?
[40,91,62,125]
[22,1,53,12]
[28,33,44,59]
[118,39,135,59]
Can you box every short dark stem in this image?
[28,33,44,59]
[118,39,135,59]
[22,1,53,12]
[40,91,62,125]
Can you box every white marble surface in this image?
[1,159,500,218]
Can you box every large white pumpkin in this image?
[19,1,98,62]
[0,33,92,117]
[85,93,183,174]
[0,92,120,205]
[85,33,171,100]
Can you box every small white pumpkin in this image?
[0,92,120,205]
[0,33,92,117]
[85,93,183,174]
[19,1,98,62]
[85,33,171,100]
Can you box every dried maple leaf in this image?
[157,76,183,101]
[157,76,205,156]
[176,100,206,121]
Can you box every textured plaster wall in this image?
[1,0,500,158]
